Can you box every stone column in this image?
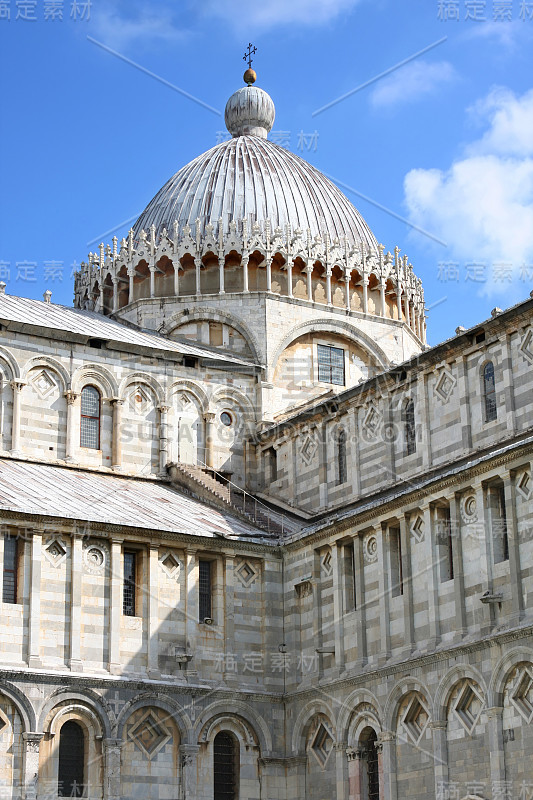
[399,515,415,655]
[128,268,134,302]
[335,741,349,800]
[396,284,402,321]
[376,741,385,800]
[173,262,180,296]
[28,530,42,669]
[68,533,83,671]
[185,550,198,664]
[22,732,44,800]
[346,748,363,800]
[149,264,155,298]
[430,720,449,800]
[64,390,80,462]
[377,526,391,662]
[194,257,202,295]
[379,280,386,317]
[405,295,411,327]
[0,533,4,601]
[180,745,200,799]
[112,277,119,312]
[224,553,236,685]
[449,493,467,639]
[204,412,216,469]
[158,404,170,475]
[10,380,24,455]
[344,274,351,310]
[266,256,272,292]
[379,731,397,800]
[99,281,105,312]
[306,261,313,301]
[111,398,123,470]
[353,533,367,668]
[331,543,345,674]
[103,737,122,800]
[326,268,332,306]
[362,274,368,314]
[504,471,524,624]
[455,355,472,452]
[242,255,249,293]
[218,256,225,294]
[423,504,440,650]
[286,260,293,298]
[147,544,160,678]
[486,706,506,786]
[108,538,122,674]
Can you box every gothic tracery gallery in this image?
[0,68,532,800]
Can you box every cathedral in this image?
[0,64,532,800]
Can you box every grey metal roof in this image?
[0,458,267,540]
[133,135,378,250]
[0,294,257,366]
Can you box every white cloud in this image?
[201,0,359,30]
[404,87,533,295]
[91,5,187,50]
[370,61,456,109]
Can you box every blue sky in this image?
[1,0,533,345]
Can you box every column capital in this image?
[204,412,216,423]
[158,404,171,414]
[10,379,25,392]
[22,732,44,751]
[378,730,395,744]
[110,396,124,406]
[429,720,447,731]
[64,390,80,405]
[485,706,504,719]
[345,747,363,761]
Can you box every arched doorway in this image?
[58,720,85,797]
[213,730,239,800]
[359,727,379,800]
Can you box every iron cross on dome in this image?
[243,42,257,69]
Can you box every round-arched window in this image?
[58,720,85,797]
[80,385,101,449]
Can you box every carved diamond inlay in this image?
[310,722,334,767]
[129,711,171,759]
[401,695,429,745]
[434,369,456,404]
[301,435,318,465]
[44,537,67,568]
[519,328,533,364]
[516,470,532,501]
[510,667,533,724]
[454,682,484,735]
[32,369,56,399]
[236,560,258,588]
[362,404,381,438]
[410,515,425,543]
[129,386,150,415]
[159,551,181,579]
[321,550,333,576]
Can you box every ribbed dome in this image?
[133,136,378,252]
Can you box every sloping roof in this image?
[0,458,268,541]
[133,135,378,251]
[0,294,257,366]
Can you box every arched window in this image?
[214,731,238,800]
[483,362,497,422]
[58,720,85,797]
[336,428,347,485]
[80,386,101,449]
[359,727,379,800]
[404,399,416,455]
